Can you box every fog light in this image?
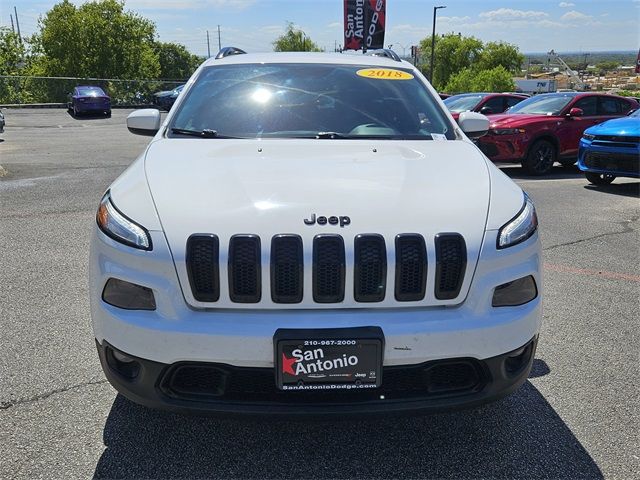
[106,346,141,379]
[492,275,537,307]
[102,278,156,310]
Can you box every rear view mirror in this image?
[127,109,161,136]
[458,111,489,139]
[479,106,493,115]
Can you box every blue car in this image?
[152,84,184,111]
[578,109,640,185]
[68,85,111,117]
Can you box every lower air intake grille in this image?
[434,233,467,300]
[354,234,387,302]
[186,235,219,302]
[313,235,345,303]
[395,234,427,301]
[584,151,639,175]
[271,235,303,304]
[228,235,261,303]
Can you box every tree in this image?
[444,65,515,94]
[476,41,524,74]
[595,61,619,74]
[273,22,323,52]
[0,28,27,75]
[34,0,159,79]
[154,42,202,80]
[419,33,482,90]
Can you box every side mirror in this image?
[567,107,583,118]
[479,106,493,115]
[458,111,489,139]
[127,109,161,136]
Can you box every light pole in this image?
[429,5,446,84]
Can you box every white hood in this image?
[144,138,491,308]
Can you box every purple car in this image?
[68,86,111,117]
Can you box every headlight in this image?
[96,192,152,250]
[497,194,538,249]
[491,128,525,135]
[582,133,595,141]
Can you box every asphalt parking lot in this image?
[1,108,638,479]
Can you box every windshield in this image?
[507,94,574,115]
[76,87,105,96]
[443,94,485,113]
[169,63,454,140]
[630,108,640,117]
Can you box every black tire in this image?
[72,105,78,117]
[105,110,112,117]
[522,139,557,176]
[585,172,615,185]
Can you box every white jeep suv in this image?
[90,48,541,415]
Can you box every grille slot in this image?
[434,233,467,300]
[186,234,219,302]
[313,235,345,303]
[270,235,303,304]
[395,234,427,301]
[228,235,261,303]
[354,234,387,302]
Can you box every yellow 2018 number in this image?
[356,68,414,80]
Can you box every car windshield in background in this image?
[170,63,454,140]
[443,94,486,113]
[77,87,106,96]
[507,94,574,115]
[630,109,640,117]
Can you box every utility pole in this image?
[10,14,15,33]
[217,25,221,50]
[429,5,446,84]
[14,6,22,42]
[206,30,211,58]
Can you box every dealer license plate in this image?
[274,327,384,391]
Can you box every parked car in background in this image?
[0,109,4,133]
[444,93,528,121]
[68,86,111,117]
[477,93,638,175]
[438,93,451,100]
[578,109,640,185]
[152,84,185,111]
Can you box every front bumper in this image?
[477,134,527,162]
[578,139,640,178]
[97,336,538,416]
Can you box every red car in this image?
[477,92,638,175]
[443,93,528,121]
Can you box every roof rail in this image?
[366,49,402,62]
[215,47,247,60]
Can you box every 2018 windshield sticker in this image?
[356,68,414,80]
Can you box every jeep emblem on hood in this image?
[304,214,351,227]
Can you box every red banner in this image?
[344,0,386,51]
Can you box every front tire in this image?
[585,172,615,185]
[522,139,557,176]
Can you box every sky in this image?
[3,0,639,57]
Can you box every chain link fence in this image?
[0,76,185,106]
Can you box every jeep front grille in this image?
[313,235,346,303]
[228,235,261,303]
[434,233,467,300]
[186,234,220,302]
[184,233,467,305]
[270,235,303,304]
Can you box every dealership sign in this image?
[344,0,386,51]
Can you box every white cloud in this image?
[326,21,342,29]
[561,10,592,21]
[558,2,575,7]
[479,8,549,21]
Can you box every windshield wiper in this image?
[171,128,239,138]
